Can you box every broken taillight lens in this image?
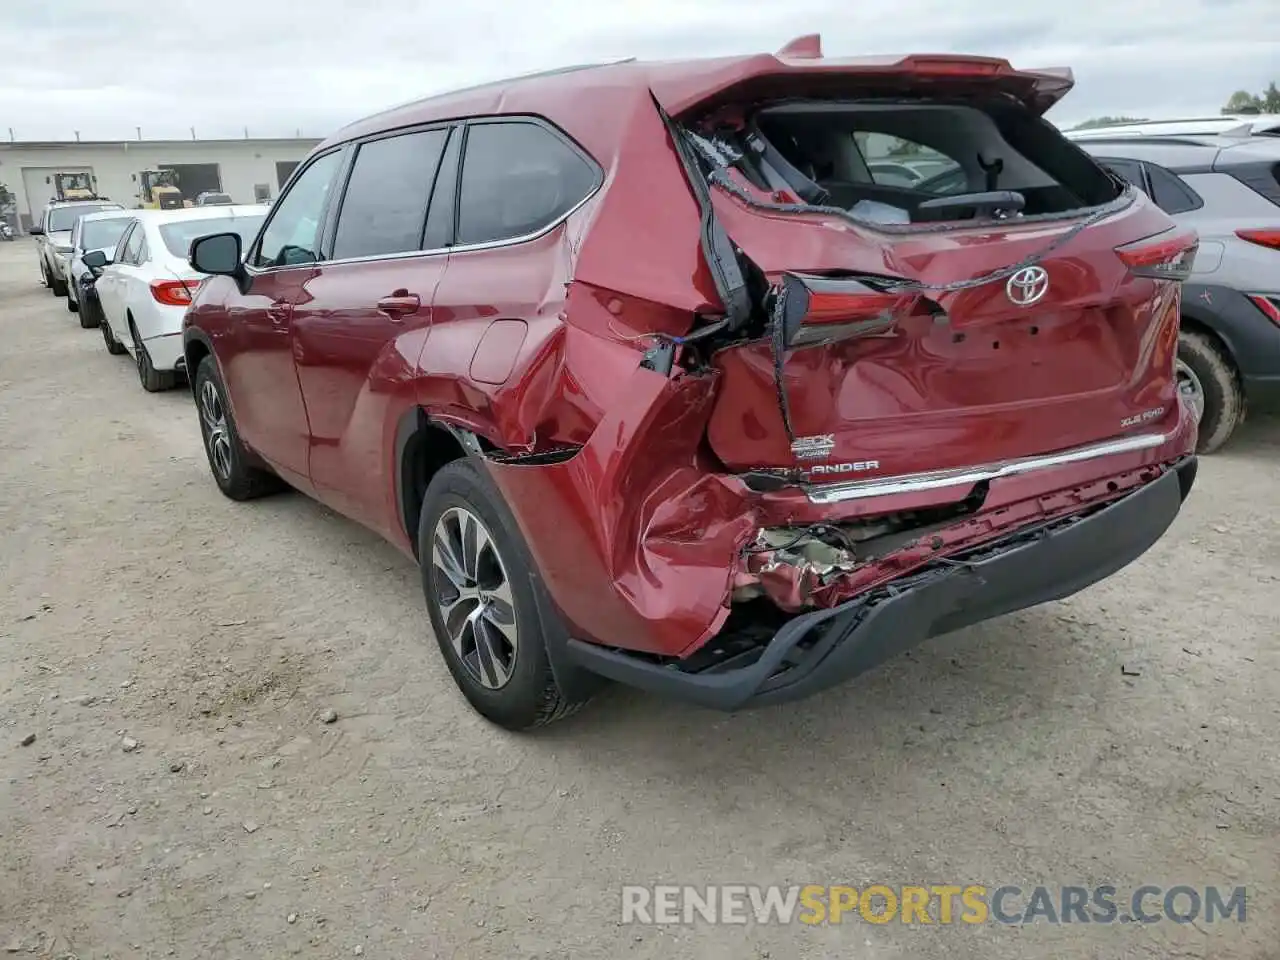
[1235,228,1280,251]
[1114,228,1199,281]
[775,273,920,348]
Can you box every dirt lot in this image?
[1,238,1278,960]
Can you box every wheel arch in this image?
[395,407,474,560]
[183,331,214,397]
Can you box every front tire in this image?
[1178,329,1243,455]
[78,293,100,329]
[193,356,284,501]
[50,272,68,297]
[66,290,79,313]
[418,459,589,730]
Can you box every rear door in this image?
[290,124,455,534]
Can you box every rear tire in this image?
[418,459,590,730]
[101,314,127,354]
[193,355,285,501]
[50,273,68,297]
[1179,328,1242,455]
[131,321,177,392]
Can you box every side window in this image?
[455,121,598,246]
[1145,163,1203,215]
[113,223,135,263]
[1098,158,1148,193]
[118,223,143,264]
[136,233,150,265]
[254,151,343,268]
[331,128,450,260]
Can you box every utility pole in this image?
[191,126,196,140]
[7,127,13,143]
[74,130,80,142]
[136,126,142,141]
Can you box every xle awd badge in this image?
[790,434,835,461]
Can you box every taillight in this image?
[774,273,920,348]
[1248,294,1280,327]
[1115,229,1199,281]
[150,279,198,306]
[1236,228,1280,251]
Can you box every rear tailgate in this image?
[649,47,1193,483]
[704,196,1188,479]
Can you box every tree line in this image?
[1072,81,1280,130]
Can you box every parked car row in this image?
[36,38,1205,732]
[35,202,265,391]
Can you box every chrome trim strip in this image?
[804,432,1170,505]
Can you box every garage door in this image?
[160,163,221,202]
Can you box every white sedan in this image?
[89,206,266,392]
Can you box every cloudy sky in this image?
[1,0,1275,141]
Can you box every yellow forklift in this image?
[135,169,186,209]
[51,172,99,201]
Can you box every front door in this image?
[221,150,345,483]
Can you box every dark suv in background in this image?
[1067,123,1280,452]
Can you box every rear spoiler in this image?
[653,35,1076,117]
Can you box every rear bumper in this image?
[142,332,185,372]
[565,457,1196,711]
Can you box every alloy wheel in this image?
[430,506,519,690]
[198,379,233,481]
[1176,359,1205,425]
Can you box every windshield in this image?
[158,214,266,258]
[81,218,131,252]
[48,204,122,233]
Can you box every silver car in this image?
[1065,127,1280,453]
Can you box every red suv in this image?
[184,36,1199,730]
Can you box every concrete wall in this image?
[0,138,321,231]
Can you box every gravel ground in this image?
[1,237,1278,960]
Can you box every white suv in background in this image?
[30,199,124,296]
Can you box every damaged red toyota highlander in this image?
[183,35,1199,729]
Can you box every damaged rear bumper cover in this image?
[565,457,1196,711]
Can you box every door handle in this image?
[267,302,291,325]
[376,291,421,321]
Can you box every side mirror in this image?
[82,250,109,269]
[189,232,243,277]
[29,225,44,236]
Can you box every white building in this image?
[0,136,321,231]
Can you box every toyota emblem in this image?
[1005,266,1050,307]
